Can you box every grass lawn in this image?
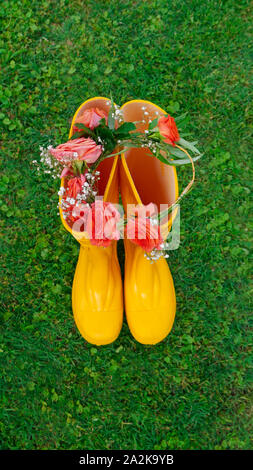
[0,0,252,450]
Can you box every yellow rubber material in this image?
[59,97,123,345]
[120,99,178,345]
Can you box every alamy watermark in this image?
[71,198,181,250]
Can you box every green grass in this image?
[0,0,252,450]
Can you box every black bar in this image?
[0,450,250,466]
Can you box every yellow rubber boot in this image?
[120,99,178,345]
[60,97,123,345]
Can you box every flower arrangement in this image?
[35,100,201,260]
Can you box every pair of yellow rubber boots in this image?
[60,97,178,345]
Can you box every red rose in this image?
[158,115,180,146]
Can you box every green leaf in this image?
[169,154,203,165]
[150,131,161,141]
[126,131,143,138]
[150,149,169,165]
[167,146,188,159]
[96,125,114,141]
[73,123,96,138]
[148,117,158,130]
[178,137,201,155]
[71,131,86,140]
[115,122,136,136]
[107,98,116,130]
[102,147,127,159]
[97,118,106,127]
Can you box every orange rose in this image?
[74,107,108,132]
[126,204,163,252]
[158,115,179,146]
[86,200,121,247]
[66,174,86,199]
[50,137,102,164]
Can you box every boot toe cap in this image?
[126,307,176,345]
[74,308,123,346]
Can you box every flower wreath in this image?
[35,100,202,261]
